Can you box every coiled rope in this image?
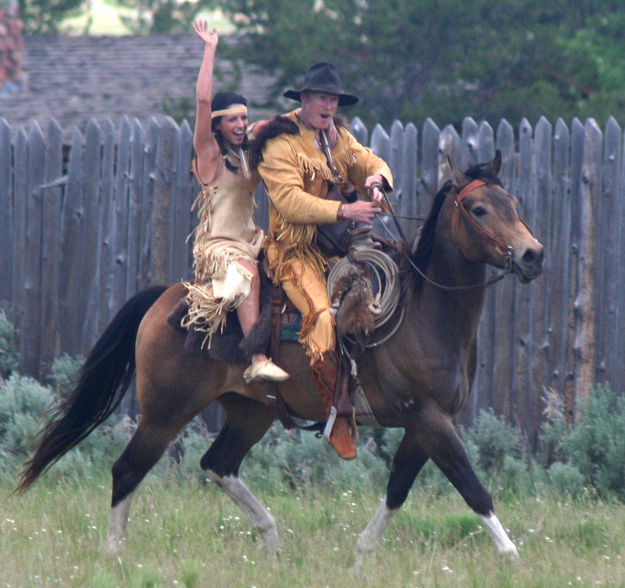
[327,248,402,346]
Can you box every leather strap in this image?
[454,180,514,256]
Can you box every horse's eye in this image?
[471,206,486,217]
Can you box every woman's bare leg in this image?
[235,261,266,366]
[236,260,288,382]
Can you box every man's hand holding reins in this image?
[339,200,381,223]
[365,174,385,204]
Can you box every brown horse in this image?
[18,152,543,563]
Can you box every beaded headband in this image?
[211,105,248,119]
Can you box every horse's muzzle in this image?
[512,242,544,283]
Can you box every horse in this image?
[17,151,544,564]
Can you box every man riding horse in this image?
[254,63,393,459]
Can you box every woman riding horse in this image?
[18,152,543,564]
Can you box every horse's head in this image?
[447,151,544,283]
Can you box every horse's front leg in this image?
[354,430,429,568]
[418,410,518,557]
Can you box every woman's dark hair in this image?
[211,91,248,172]
[211,91,247,131]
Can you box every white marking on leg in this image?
[481,511,519,557]
[353,497,397,569]
[106,492,134,554]
[208,471,280,554]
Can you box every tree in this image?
[18,0,86,34]
[213,0,625,128]
[116,0,213,34]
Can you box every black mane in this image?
[464,160,503,187]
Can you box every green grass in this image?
[2,467,625,587]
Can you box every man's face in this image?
[300,91,339,131]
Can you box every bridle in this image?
[344,178,524,351]
[453,179,514,262]
[405,179,522,291]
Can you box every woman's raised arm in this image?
[192,19,221,184]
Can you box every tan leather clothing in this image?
[258,111,393,362]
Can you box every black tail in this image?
[17,285,169,492]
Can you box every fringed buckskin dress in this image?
[181,155,263,347]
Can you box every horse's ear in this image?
[446,154,467,186]
[489,150,502,176]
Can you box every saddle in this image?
[167,261,380,424]
[167,260,275,364]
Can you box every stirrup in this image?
[323,406,338,439]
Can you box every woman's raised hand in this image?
[192,18,218,48]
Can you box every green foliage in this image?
[213,0,625,127]
[162,95,196,125]
[553,12,625,123]
[462,408,523,474]
[0,342,133,474]
[240,423,396,493]
[552,517,609,551]
[179,560,202,588]
[0,373,54,465]
[538,383,625,501]
[50,352,83,395]
[459,410,537,497]
[0,309,19,379]
[17,0,86,34]
[116,0,210,34]
[561,384,625,501]
[547,462,585,499]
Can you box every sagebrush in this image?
[1,311,625,500]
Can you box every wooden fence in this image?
[1,114,621,442]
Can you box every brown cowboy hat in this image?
[283,62,359,107]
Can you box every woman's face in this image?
[215,104,248,147]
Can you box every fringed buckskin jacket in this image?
[255,111,393,285]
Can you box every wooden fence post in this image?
[151,117,178,284]
[574,119,602,404]
[58,128,87,359]
[550,118,572,412]
[39,119,63,379]
[22,122,45,377]
[0,119,12,309]
[82,119,102,351]
[597,117,623,387]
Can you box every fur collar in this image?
[248,114,349,169]
[249,116,299,169]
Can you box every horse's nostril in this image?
[521,247,544,269]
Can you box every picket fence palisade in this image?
[0,114,621,441]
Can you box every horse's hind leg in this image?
[354,431,429,567]
[106,419,186,552]
[107,492,133,553]
[200,393,279,553]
